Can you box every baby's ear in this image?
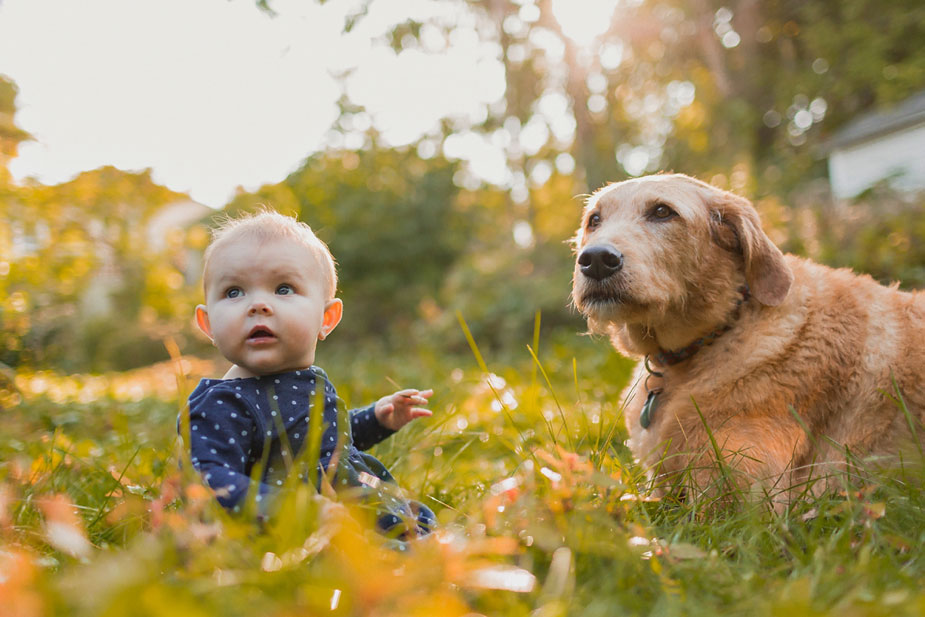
[319,299,343,340]
[195,305,213,341]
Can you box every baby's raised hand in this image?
[374,389,434,432]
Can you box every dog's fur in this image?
[572,174,925,503]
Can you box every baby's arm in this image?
[349,389,433,451]
[185,388,270,510]
[374,389,434,432]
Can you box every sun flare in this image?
[551,0,619,47]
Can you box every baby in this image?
[182,209,435,536]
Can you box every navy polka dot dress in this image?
[182,366,434,537]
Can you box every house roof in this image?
[829,89,925,150]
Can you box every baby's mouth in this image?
[247,326,276,343]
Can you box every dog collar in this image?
[651,285,750,367]
[640,286,750,430]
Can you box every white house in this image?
[145,198,213,253]
[827,90,925,199]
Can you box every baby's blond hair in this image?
[202,209,337,298]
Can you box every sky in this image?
[0,0,615,208]
[0,0,507,207]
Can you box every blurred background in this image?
[1,0,923,377]
[2,5,925,614]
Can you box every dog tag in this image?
[640,389,661,429]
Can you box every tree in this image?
[2,164,207,371]
[0,75,32,184]
[261,0,923,201]
[246,0,925,351]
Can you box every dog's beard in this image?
[573,274,661,333]
[574,279,634,316]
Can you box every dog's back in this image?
[777,257,925,465]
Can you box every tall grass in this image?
[1,334,923,616]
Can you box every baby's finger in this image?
[396,393,429,405]
[410,408,433,418]
[397,388,433,399]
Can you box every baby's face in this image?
[201,235,334,376]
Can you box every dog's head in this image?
[571,174,793,341]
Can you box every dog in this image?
[571,173,925,505]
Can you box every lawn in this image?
[1,330,924,617]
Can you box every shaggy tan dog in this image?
[572,173,925,504]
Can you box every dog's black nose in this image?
[578,246,624,281]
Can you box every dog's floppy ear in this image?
[709,189,793,306]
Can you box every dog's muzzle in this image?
[578,245,624,281]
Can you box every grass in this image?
[1,333,924,616]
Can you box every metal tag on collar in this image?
[641,355,664,429]
[640,388,662,429]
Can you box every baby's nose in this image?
[248,299,273,315]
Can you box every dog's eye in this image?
[587,213,602,230]
[650,203,677,221]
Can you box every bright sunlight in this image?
[551,0,619,47]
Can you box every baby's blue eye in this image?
[276,284,294,295]
[225,287,243,299]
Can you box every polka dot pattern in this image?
[182,367,395,512]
